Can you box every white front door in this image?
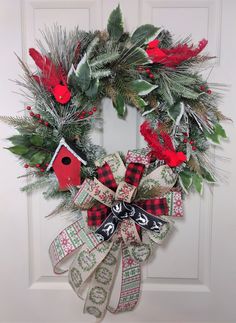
[1,0,236,322]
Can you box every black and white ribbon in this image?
[95,201,169,241]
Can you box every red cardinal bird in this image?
[140,121,186,167]
[146,39,208,67]
[29,48,71,104]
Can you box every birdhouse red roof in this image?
[46,138,87,190]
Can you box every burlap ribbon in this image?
[49,151,182,318]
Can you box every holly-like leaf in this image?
[85,78,99,98]
[215,123,227,138]
[107,5,124,40]
[30,152,46,164]
[113,93,126,117]
[167,102,184,125]
[75,54,91,92]
[131,24,160,45]
[130,80,158,96]
[7,145,29,155]
[30,135,43,146]
[192,173,203,194]
[124,47,150,65]
[205,123,227,144]
[200,167,216,183]
[179,171,192,193]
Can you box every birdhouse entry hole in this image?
[61,156,71,165]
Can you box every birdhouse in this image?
[46,138,87,190]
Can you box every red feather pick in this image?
[140,121,186,167]
[146,39,208,67]
[29,48,71,104]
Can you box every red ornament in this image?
[35,114,40,119]
[145,68,151,73]
[89,111,93,115]
[192,146,197,151]
[200,85,205,91]
[149,73,155,79]
[52,84,71,104]
[183,138,188,143]
[26,106,31,110]
[36,164,40,168]
[30,112,34,117]
[24,164,29,168]
[207,89,212,94]
[40,168,45,172]
[93,107,97,112]
[189,140,194,145]
[46,138,87,190]
[44,121,49,126]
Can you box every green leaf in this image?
[123,47,150,65]
[130,80,158,96]
[75,54,91,91]
[205,123,227,144]
[30,152,46,165]
[85,78,99,98]
[131,24,160,45]
[7,135,29,145]
[30,135,43,146]
[107,5,124,40]
[113,93,126,117]
[200,167,216,183]
[179,171,192,193]
[167,102,184,124]
[215,123,227,138]
[192,174,203,194]
[136,97,147,109]
[7,145,29,155]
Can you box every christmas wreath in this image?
[1,5,228,319]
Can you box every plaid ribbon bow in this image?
[86,161,169,232]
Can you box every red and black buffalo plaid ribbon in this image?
[87,161,169,227]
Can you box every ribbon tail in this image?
[84,242,121,319]
[68,241,113,300]
[108,243,141,313]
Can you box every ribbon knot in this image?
[95,200,170,242]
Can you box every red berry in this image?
[89,111,93,115]
[44,121,49,126]
[36,164,40,168]
[79,116,84,119]
[149,73,154,79]
[207,89,212,94]
[45,163,49,167]
[38,119,43,124]
[40,168,45,172]
[35,114,41,119]
[183,138,188,143]
[30,112,34,117]
[24,164,29,168]
[146,68,151,73]
[93,107,97,112]
[192,146,197,151]
[183,132,188,136]
[200,85,205,91]
[190,140,194,145]
[26,106,31,110]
